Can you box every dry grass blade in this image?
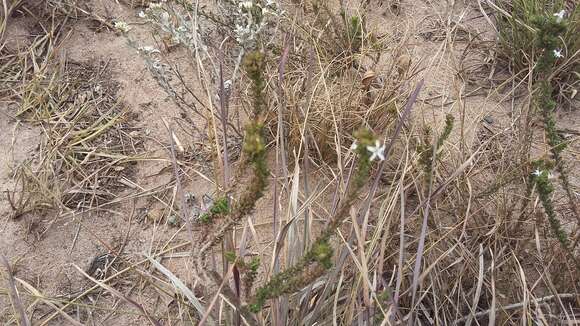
[162,118,196,255]
[408,142,435,326]
[363,78,426,215]
[199,264,234,326]
[271,34,292,324]
[1,255,30,326]
[37,241,194,325]
[1,0,23,43]
[72,264,162,326]
[453,293,579,324]
[144,254,212,324]
[393,177,406,311]
[16,278,84,326]
[464,244,485,326]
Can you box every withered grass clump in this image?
[2,2,142,223]
[8,60,142,218]
[279,20,410,162]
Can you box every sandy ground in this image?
[1,0,578,324]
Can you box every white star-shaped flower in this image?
[553,49,564,58]
[138,11,146,18]
[553,10,566,23]
[532,169,542,177]
[366,140,385,161]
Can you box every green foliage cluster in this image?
[243,51,267,117]
[190,51,272,326]
[537,82,566,154]
[417,114,454,183]
[199,197,230,223]
[247,238,332,313]
[533,13,566,68]
[239,51,270,213]
[530,162,570,248]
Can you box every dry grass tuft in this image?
[11,61,142,218]
[2,11,142,226]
